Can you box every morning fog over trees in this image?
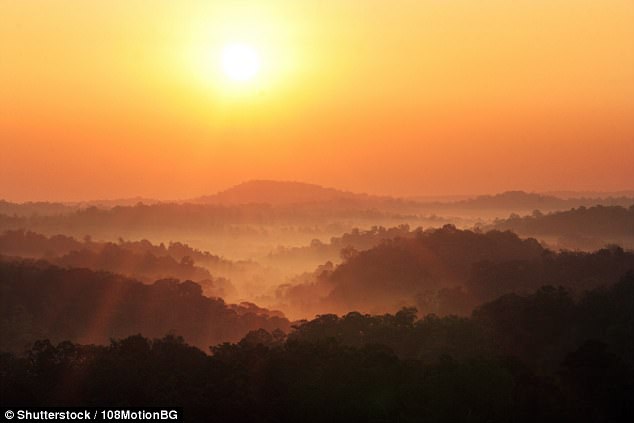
[2,182,633,421]
[2,0,634,421]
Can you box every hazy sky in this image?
[1,0,633,201]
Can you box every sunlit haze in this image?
[1,0,633,201]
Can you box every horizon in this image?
[2,178,634,204]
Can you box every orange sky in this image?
[1,0,633,201]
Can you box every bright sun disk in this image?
[220,43,261,82]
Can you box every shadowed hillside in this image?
[489,205,634,250]
[0,258,289,352]
[275,226,634,318]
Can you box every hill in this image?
[275,226,634,318]
[0,258,289,352]
[193,180,388,206]
[437,191,634,213]
[489,205,634,250]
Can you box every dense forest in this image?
[0,259,288,352]
[2,272,632,421]
[266,224,416,271]
[490,205,634,250]
[0,202,445,261]
[274,225,634,318]
[2,186,633,421]
[0,230,271,300]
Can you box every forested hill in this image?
[491,205,634,237]
[277,225,634,317]
[0,258,289,352]
[488,205,634,249]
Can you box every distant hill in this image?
[0,200,76,216]
[448,191,572,210]
[4,181,633,220]
[487,205,634,250]
[192,180,388,206]
[426,190,634,213]
[69,197,161,209]
[0,197,161,217]
[193,182,634,212]
[544,190,634,199]
[490,205,634,236]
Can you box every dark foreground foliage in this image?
[2,273,633,422]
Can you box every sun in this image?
[220,43,261,82]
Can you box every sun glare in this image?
[221,43,261,82]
